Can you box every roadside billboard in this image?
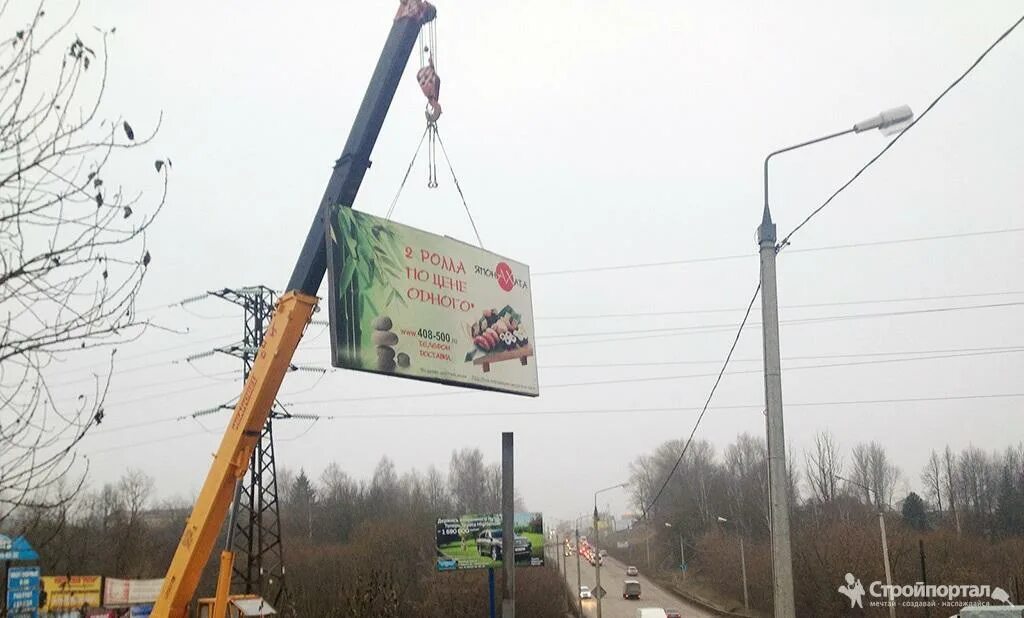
[0,534,38,561]
[435,512,544,571]
[7,565,40,617]
[103,578,163,607]
[327,208,538,397]
[41,575,102,611]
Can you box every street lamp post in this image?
[760,104,913,618]
[593,482,628,618]
[838,475,897,618]
[664,522,686,575]
[717,517,749,611]
[574,514,586,614]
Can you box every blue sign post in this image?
[7,565,40,618]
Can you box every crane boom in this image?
[152,3,437,616]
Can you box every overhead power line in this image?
[536,289,1024,320]
[777,12,1024,248]
[270,391,1024,422]
[639,10,1024,518]
[83,344,1024,435]
[641,283,760,516]
[285,344,1024,406]
[532,226,1024,277]
[84,391,1024,451]
[540,300,1024,346]
[540,345,1024,370]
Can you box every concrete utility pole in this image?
[760,104,912,618]
[501,432,514,618]
[837,475,896,618]
[593,482,627,618]
[757,213,797,618]
[575,521,582,613]
[593,504,602,618]
[664,522,685,573]
[717,517,749,612]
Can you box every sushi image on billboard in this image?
[326,208,538,397]
[435,512,545,571]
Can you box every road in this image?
[556,551,716,618]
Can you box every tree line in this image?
[7,448,566,617]
[614,432,1024,615]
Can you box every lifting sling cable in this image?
[389,16,485,248]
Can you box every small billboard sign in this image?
[327,208,538,396]
[41,575,102,611]
[7,565,40,616]
[104,578,163,606]
[0,535,38,561]
[436,512,545,570]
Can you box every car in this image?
[664,609,683,618]
[626,565,639,576]
[623,579,641,600]
[475,529,532,561]
[579,586,592,599]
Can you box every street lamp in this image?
[716,516,749,611]
[837,474,896,618]
[759,104,913,618]
[664,522,686,575]
[593,482,628,618]
[573,513,587,613]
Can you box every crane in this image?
[151,2,437,615]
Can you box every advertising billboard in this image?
[0,534,38,561]
[41,575,102,611]
[327,208,538,397]
[7,565,40,615]
[103,578,163,606]
[435,512,544,571]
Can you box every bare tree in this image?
[921,450,944,513]
[942,445,962,537]
[850,442,899,509]
[805,431,843,503]
[448,448,486,513]
[0,2,168,522]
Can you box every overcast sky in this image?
[40,0,1024,524]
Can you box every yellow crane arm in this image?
[151,4,435,615]
[152,292,316,617]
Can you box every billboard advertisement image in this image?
[435,512,544,571]
[327,208,538,397]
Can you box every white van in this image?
[636,609,667,618]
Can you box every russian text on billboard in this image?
[435,512,544,571]
[327,208,538,397]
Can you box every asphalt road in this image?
[557,552,715,618]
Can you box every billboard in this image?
[7,565,40,616]
[41,575,102,611]
[0,534,38,561]
[435,512,544,571]
[327,208,538,397]
[103,578,163,606]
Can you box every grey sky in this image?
[44,0,1024,523]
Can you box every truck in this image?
[622,580,641,600]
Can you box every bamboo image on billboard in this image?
[326,207,538,396]
[435,513,545,571]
